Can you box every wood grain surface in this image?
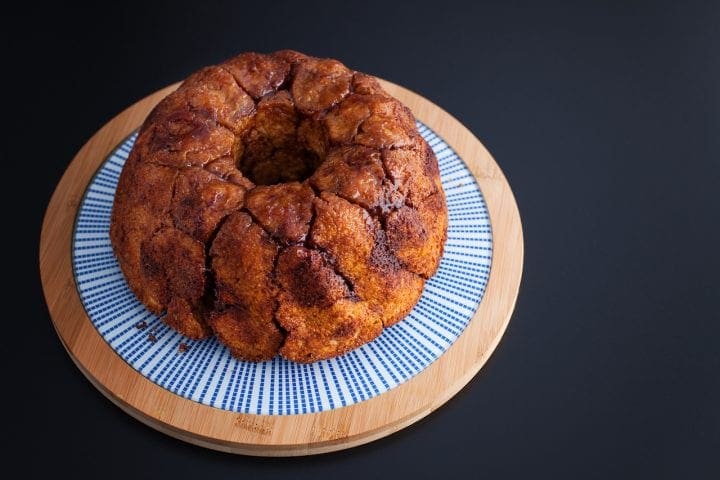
[39,78,524,456]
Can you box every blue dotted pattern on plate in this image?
[72,121,492,415]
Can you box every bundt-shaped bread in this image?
[110,50,448,363]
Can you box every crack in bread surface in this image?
[110,50,447,363]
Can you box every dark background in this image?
[8,0,719,478]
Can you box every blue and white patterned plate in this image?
[72,121,492,415]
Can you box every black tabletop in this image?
[12,0,719,478]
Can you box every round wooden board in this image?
[40,78,524,456]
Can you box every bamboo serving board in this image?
[39,78,523,456]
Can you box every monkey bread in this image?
[109,50,448,363]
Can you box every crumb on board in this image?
[178,343,189,353]
[136,321,148,330]
[148,333,157,343]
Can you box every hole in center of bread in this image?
[238,142,322,186]
[235,91,323,186]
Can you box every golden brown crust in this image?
[291,58,353,114]
[386,193,448,278]
[143,97,238,169]
[209,307,283,361]
[138,227,210,337]
[204,156,254,188]
[297,117,329,159]
[245,182,314,244]
[276,247,351,309]
[179,66,255,134]
[309,192,424,327]
[110,162,177,313]
[170,167,246,243]
[310,146,385,210]
[382,144,440,206]
[166,297,212,339]
[352,73,384,95]
[324,94,372,145]
[277,299,382,363]
[355,95,420,149]
[210,212,278,313]
[110,50,447,362]
[273,49,309,65]
[222,52,290,100]
[209,212,280,360]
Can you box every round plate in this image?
[73,120,490,415]
[40,79,523,456]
